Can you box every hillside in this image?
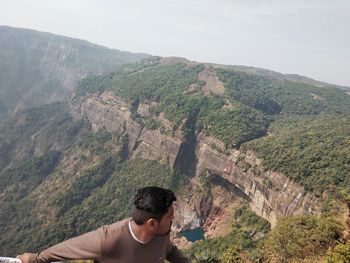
[0,25,148,120]
[76,57,350,199]
[0,32,350,262]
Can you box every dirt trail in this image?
[198,64,225,95]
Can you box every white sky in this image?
[1,0,350,86]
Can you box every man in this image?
[17,186,190,263]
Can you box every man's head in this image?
[131,186,176,236]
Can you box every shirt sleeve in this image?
[165,241,191,263]
[28,227,104,263]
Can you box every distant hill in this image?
[0,25,149,120]
[215,64,350,91]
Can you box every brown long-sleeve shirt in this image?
[28,218,190,263]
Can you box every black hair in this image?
[131,186,176,225]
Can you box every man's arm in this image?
[166,242,191,263]
[17,227,104,263]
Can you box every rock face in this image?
[172,182,212,231]
[68,91,320,228]
[69,92,182,167]
[195,141,319,227]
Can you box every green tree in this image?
[262,215,343,263]
[325,242,350,263]
[220,246,252,263]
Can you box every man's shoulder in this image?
[99,218,130,237]
[107,218,130,228]
[97,218,131,253]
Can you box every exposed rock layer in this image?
[69,91,320,228]
[69,92,182,167]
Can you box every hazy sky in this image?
[1,0,350,86]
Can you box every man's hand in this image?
[16,253,31,263]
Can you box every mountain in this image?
[223,64,350,91]
[0,29,349,262]
[0,25,148,120]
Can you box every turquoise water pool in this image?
[178,227,205,242]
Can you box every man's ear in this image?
[146,218,159,232]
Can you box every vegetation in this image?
[217,69,350,115]
[0,152,61,234]
[1,159,187,254]
[77,60,205,128]
[184,213,345,263]
[0,151,61,197]
[216,68,350,196]
[0,102,188,254]
[244,114,350,196]
[260,215,343,263]
[198,105,269,147]
[184,229,254,262]
[185,204,270,262]
[53,157,116,216]
[220,246,252,263]
[325,241,350,262]
[233,205,270,234]
[78,63,271,145]
[77,60,201,99]
[0,102,88,156]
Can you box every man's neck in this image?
[129,219,155,244]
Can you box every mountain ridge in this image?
[0,25,149,120]
[0,25,149,58]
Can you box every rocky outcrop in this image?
[69,92,182,167]
[68,91,320,228]
[69,92,142,152]
[131,128,181,166]
[195,138,320,227]
[172,182,211,231]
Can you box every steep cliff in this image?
[68,91,320,228]
[69,92,182,167]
